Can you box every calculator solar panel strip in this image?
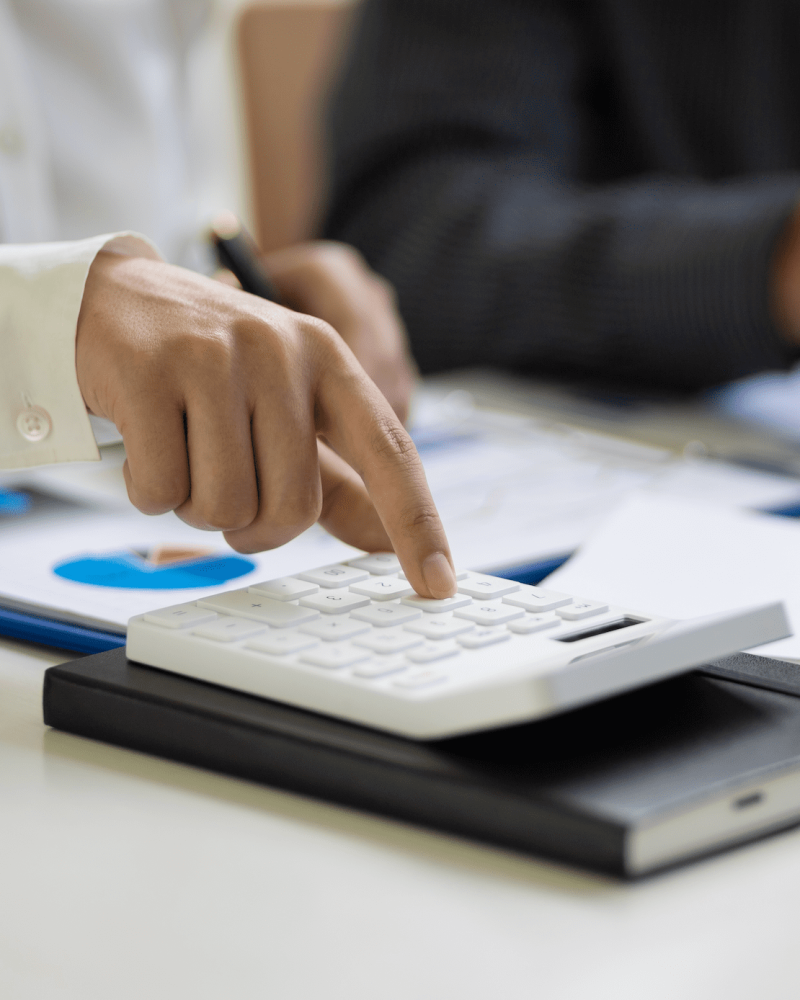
[126,555,791,740]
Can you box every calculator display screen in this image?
[555,617,644,643]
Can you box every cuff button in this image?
[17,406,52,442]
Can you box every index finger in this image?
[315,349,456,600]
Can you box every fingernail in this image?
[422,552,457,598]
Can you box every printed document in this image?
[546,492,800,660]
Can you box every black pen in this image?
[209,212,282,304]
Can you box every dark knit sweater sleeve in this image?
[323,0,800,390]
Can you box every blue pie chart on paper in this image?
[53,550,256,590]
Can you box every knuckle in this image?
[187,329,235,373]
[300,315,345,363]
[152,321,234,375]
[265,484,323,535]
[392,497,442,541]
[407,503,441,532]
[371,414,417,464]
[223,533,260,555]
[224,530,289,554]
[228,483,323,553]
[129,479,188,515]
[224,523,298,554]
[236,315,294,379]
[302,314,338,343]
[142,330,239,402]
[224,528,296,554]
[190,496,257,533]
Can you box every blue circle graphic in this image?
[53,551,256,590]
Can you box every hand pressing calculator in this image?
[126,554,790,739]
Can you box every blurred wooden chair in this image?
[237,1,357,253]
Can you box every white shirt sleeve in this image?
[0,231,161,470]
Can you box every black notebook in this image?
[43,648,800,877]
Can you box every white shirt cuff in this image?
[0,232,161,470]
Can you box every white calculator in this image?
[126,554,790,739]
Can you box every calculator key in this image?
[351,603,423,627]
[349,577,414,600]
[400,594,473,614]
[393,669,449,689]
[353,628,425,653]
[300,591,371,615]
[406,641,460,663]
[248,577,319,601]
[300,645,371,669]
[399,568,468,581]
[245,632,319,655]
[352,656,408,679]
[192,617,266,642]
[198,591,320,628]
[502,588,573,613]
[506,614,560,634]
[454,602,524,626]
[405,617,475,640]
[457,573,521,600]
[347,553,401,575]
[556,601,609,621]
[297,565,369,588]
[144,606,218,629]
[299,618,372,641]
[458,627,510,649]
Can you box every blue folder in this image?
[0,606,126,655]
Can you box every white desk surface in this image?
[2,634,800,1000]
[5,376,800,999]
